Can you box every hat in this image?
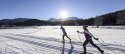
[83,25,88,28]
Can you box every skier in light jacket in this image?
[60,25,71,45]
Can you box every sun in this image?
[60,10,69,18]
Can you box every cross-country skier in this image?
[60,25,71,45]
[60,25,73,54]
[77,26,104,54]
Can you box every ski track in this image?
[0,26,125,54]
[0,34,124,54]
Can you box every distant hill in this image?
[64,17,81,21]
[12,18,30,22]
[0,17,94,26]
[0,18,30,23]
[48,18,60,22]
[1,9,125,26]
[48,17,81,22]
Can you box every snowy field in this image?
[0,26,125,54]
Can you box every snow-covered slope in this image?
[0,26,125,54]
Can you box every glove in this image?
[94,38,99,40]
[77,30,79,33]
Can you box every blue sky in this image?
[0,0,125,20]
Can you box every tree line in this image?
[0,19,50,27]
[94,9,125,26]
[0,9,125,27]
[0,18,95,27]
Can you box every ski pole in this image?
[95,35,117,54]
[97,40,117,54]
[77,31,82,43]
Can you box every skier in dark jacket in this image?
[60,25,71,45]
[77,26,104,54]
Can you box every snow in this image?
[0,26,125,54]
